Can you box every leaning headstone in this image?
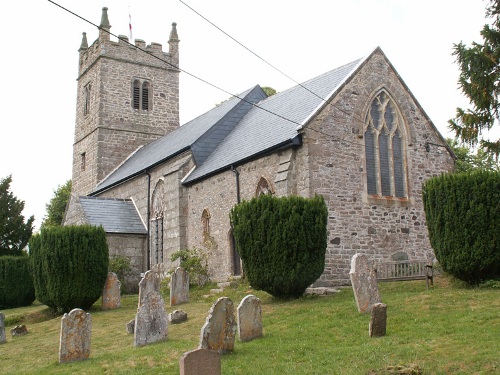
[237,295,263,342]
[369,303,387,337]
[102,272,121,310]
[10,325,28,337]
[126,319,135,334]
[179,348,221,375]
[199,297,236,354]
[134,290,168,347]
[138,270,161,308]
[349,253,381,313]
[58,308,92,364]
[170,267,189,306]
[169,310,188,324]
[0,313,5,344]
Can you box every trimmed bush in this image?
[29,225,109,312]
[0,255,35,309]
[423,171,500,284]
[230,194,328,298]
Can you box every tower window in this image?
[132,79,152,111]
[364,91,408,199]
[81,152,86,171]
[201,209,210,240]
[83,83,91,116]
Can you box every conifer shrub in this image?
[423,171,500,284]
[0,255,35,309]
[230,194,328,298]
[29,225,109,312]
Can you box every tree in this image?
[446,138,500,173]
[449,0,500,158]
[0,175,34,256]
[41,180,72,229]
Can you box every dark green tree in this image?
[446,138,500,173]
[449,0,500,157]
[230,194,328,299]
[0,175,34,256]
[41,180,72,229]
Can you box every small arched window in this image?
[255,177,273,197]
[132,79,152,111]
[364,91,408,199]
[83,83,91,116]
[150,180,164,266]
[201,209,210,239]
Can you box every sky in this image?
[0,0,491,230]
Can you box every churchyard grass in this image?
[1,276,499,374]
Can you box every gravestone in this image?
[237,295,263,342]
[170,267,189,306]
[179,348,221,375]
[199,297,236,354]
[0,313,5,344]
[10,325,28,336]
[369,303,387,337]
[134,290,168,347]
[138,270,161,308]
[102,272,121,310]
[169,310,188,324]
[58,308,92,364]
[126,319,135,334]
[349,253,381,313]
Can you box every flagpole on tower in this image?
[129,6,133,41]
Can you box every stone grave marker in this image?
[237,295,263,342]
[170,267,189,306]
[58,308,92,364]
[369,302,387,337]
[0,312,5,344]
[10,325,28,337]
[126,319,135,334]
[349,253,381,313]
[138,270,161,308]
[179,348,221,375]
[199,297,236,354]
[169,310,188,324]
[134,290,169,347]
[102,272,121,310]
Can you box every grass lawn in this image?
[1,276,499,374]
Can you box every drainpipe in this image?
[231,165,241,204]
[146,170,151,271]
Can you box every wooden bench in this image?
[374,260,434,289]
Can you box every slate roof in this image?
[92,53,366,192]
[79,196,147,234]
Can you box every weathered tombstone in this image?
[102,272,121,310]
[369,303,387,337]
[134,290,168,347]
[0,313,5,344]
[199,297,236,354]
[179,348,221,375]
[10,325,28,337]
[349,253,381,313]
[169,310,188,324]
[170,267,189,306]
[237,295,263,342]
[58,308,92,364]
[138,270,161,308]
[126,319,135,334]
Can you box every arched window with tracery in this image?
[150,180,164,266]
[255,177,274,197]
[364,91,408,199]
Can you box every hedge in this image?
[230,194,328,298]
[423,171,500,284]
[0,255,35,309]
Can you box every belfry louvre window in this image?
[132,79,152,111]
[364,91,407,198]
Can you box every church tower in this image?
[72,7,180,195]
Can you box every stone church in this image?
[63,8,455,291]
